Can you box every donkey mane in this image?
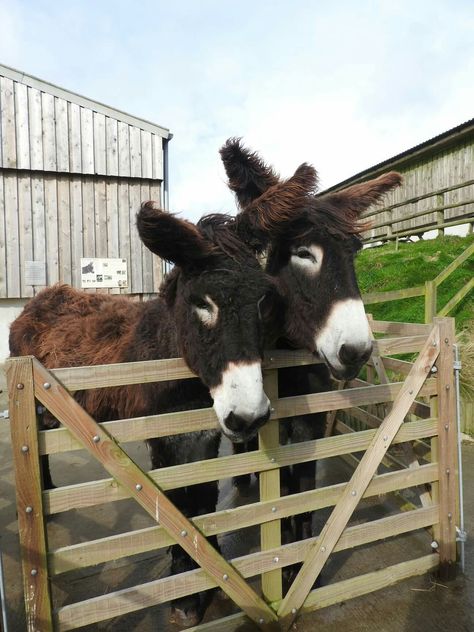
[197,213,259,261]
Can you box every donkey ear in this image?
[220,138,280,208]
[323,172,402,215]
[136,202,214,268]
[235,163,318,250]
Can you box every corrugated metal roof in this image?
[0,63,171,139]
[322,117,474,193]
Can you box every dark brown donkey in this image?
[220,138,402,581]
[9,185,313,625]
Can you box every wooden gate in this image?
[6,317,459,631]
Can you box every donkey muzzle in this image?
[336,341,373,380]
[222,407,271,443]
[211,361,271,442]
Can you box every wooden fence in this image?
[362,179,474,245]
[6,318,459,631]
[361,241,474,325]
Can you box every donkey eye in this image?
[193,298,210,310]
[193,295,219,328]
[296,248,316,261]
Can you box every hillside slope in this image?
[356,234,474,331]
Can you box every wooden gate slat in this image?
[54,504,438,629]
[278,324,440,627]
[6,357,53,632]
[39,378,436,455]
[49,462,438,575]
[30,358,278,630]
[299,553,439,614]
[46,335,428,391]
[43,417,438,515]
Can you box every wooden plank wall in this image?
[0,172,162,298]
[0,76,164,179]
[0,72,166,299]
[363,141,474,240]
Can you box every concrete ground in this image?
[0,376,472,631]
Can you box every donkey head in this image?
[137,202,285,442]
[221,139,402,380]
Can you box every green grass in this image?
[357,234,474,332]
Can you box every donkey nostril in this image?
[339,342,372,366]
[225,408,270,437]
[249,407,271,434]
[362,341,373,362]
[224,412,245,433]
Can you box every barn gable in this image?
[0,63,172,300]
[322,119,474,242]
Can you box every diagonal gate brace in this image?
[31,358,279,630]
[367,317,433,508]
[278,324,440,629]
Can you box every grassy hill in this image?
[356,234,474,331]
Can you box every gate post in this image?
[424,280,437,323]
[6,357,53,631]
[259,368,282,604]
[434,317,458,579]
[436,193,445,236]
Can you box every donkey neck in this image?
[124,296,180,362]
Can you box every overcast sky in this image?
[1,0,473,222]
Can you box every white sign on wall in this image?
[25,261,46,285]
[81,258,128,288]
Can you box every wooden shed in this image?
[323,118,474,243]
[0,63,171,361]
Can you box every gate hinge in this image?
[456,526,467,543]
[453,359,462,371]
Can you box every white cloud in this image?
[1,0,473,222]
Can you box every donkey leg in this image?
[41,454,56,490]
[291,413,326,588]
[39,412,59,489]
[190,480,223,606]
[170,481,220,627]
[232,436,257,494]
[167,487,204,628]
[146,439,201,628]
[169,429,221,627]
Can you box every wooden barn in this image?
[324,118,474,243]
[0,63,171,362]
